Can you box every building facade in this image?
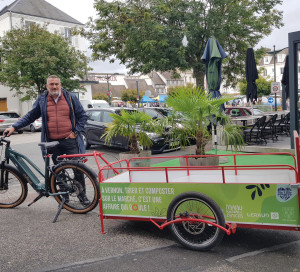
[86,70,196,100]
[257,47,289,84]
[0,0,88,115]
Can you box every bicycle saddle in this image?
[38,141,59,149]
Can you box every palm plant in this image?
[102,109,165,154]
[166,86,244,155]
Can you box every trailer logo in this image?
[276,185,297,202]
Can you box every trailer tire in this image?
[167,191,225,251]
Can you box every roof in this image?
[148,71,165,85]
[91,83,127,98]
[258,47,289,66]
[124,78,155,94]
[0,0,83,25]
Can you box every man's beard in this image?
[49,90,60,96]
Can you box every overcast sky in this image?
[0,0,299,74]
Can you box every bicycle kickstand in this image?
[52,198,66,223]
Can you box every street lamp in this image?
[136,80,139,108]
[97,73,118,105]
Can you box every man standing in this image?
[4,75,89,205]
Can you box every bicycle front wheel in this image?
[0,164,28,208]
[50,162,100,214]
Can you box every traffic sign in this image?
[268,97,274,104]
[271,82,281,94]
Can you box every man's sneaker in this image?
[78,194,90,206]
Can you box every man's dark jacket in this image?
[13,89,88,156]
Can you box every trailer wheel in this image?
[167,192,225,251]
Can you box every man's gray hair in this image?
[47,75,61,84]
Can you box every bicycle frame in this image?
[1,138,66,196]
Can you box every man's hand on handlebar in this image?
[3,127,15,137]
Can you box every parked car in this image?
[82,108,179,154]
[225,107,264,117]
[0,111,23,134]
[80,99,109,110]
[138,107,173,117]
[136,107,165,119]
[23,117,42,132]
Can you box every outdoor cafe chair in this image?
[261,114,278,142]
[274,112,290,136]
[243,115,267,144]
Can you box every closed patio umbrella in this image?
[245,48,258,103]
[281,55,289,99]
[202,37,227,154]
[201,37,227,99]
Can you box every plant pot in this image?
[179,156,219,167]
[119,150,152,167]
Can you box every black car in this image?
[137,107,173,117]
[136,107,166,119]
[82,108,179,154]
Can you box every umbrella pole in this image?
[212,124,217,154]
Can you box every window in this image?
[298,66,300,74]
[277,54,284,62]
[143,109,160,119]
[88,111,101,122]
[25,20,36,27]
[243,109,251,116]
[230,109,241,116]
[64,28,72,42]
[263,69,267,76]
[102,111,113,123]
[280,67,284,74]
[264,56,270,64]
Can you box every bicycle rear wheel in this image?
[0,164,28,208]
[50,162,100,214]
[167,192,225,251]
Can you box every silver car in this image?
[23,117,42,132]
[0,111,23,134]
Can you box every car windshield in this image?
[93,103,109,108]
[253,109,264,115]
[154,108,172,117]
[115,109,137,115]
[0,113,20,118]
[0,114,9,119]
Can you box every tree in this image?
[93,94,109,101]
[83,0,283,88]
[0,24,88,100]
[239,76,272,97]
[121,89,145,103]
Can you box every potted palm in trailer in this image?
[102,109,164,166]
[166,86,244,166]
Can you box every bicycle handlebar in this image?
[0,131,10,145]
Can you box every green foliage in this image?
[239,76,272,97]
[0,24,88,100]
[102,109,164,154]
[93,94,109,101]
[166,86,244,155]
[121,89,145,103]
[83,0,283,88]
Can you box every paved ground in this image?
[1,131,299,272]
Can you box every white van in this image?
[80,100,109,109]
